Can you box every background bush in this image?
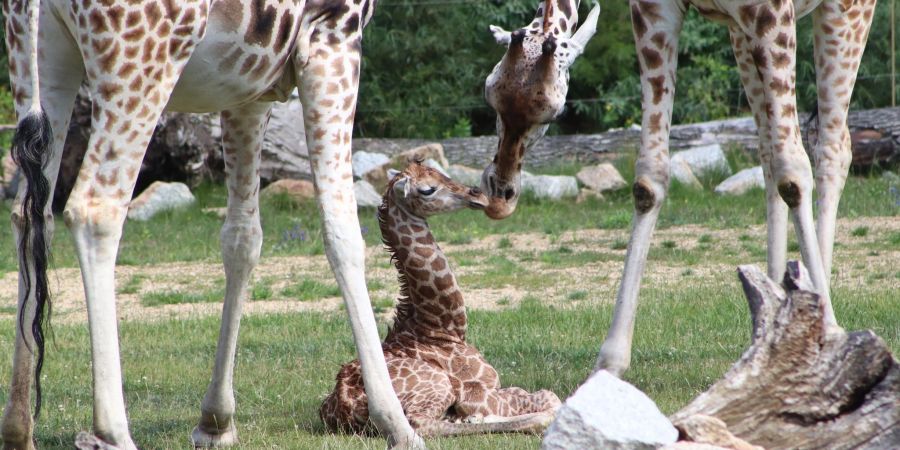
[0,2,897,139]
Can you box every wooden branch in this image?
[0,124,17,133]
[671,261,900,450]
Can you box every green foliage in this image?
[356,2,899,137]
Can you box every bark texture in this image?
[671,262,900,450]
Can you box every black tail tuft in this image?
[11,109,53,420]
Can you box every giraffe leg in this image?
[1,6,83,449]
[811,0,876,281]
[62,4,204,446]
[595,0,685,376]
[731,2,834,326]
[296,22,423,450]
[729,29,788,281]
[192,103,271,447]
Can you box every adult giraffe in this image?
[3,0,424,448]
[482,0,875,375]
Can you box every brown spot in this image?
[245,0,277,47]
[774,32,789,48]
[434,274,453,291]
[750,46,767,68]
[414,246,434,259]
[648,112,662,134]
[739,5,757,26]
[648,75,667,104]
[145,2,162,28]
[769,78,790,95]
[640,47,663,70]
[96,82,122,102]
[630,5,647,39]
[771,51,790,69]
[89,10,108,33]
[430,258,446,272]
[755,9,776,36]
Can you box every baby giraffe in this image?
[320,161,560,437]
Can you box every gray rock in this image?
[446,164,483,187]
[670,159,703,189]
[671,144,731,180]
[521,173,579,200]
[714,166,765,196]
[354,180,382,208]
[127,181,195,221]
[352,151,390,178]
[576,163,628,192]
[542,370,678,450]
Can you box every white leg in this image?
[732,2,834,326]
[595,0,684,376]
[728,29,788,281]
[2,4,83,448]
[193,103,270,447]
[297,30,423,450]
[811,0,876,281]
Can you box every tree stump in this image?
[671,262,900,450]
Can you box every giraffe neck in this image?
[378,190,467,343]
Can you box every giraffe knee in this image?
[777,180,802,209]
[63,198,127,238]
[632,178,664,214]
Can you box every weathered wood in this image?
[671,261,900,450]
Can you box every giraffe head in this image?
[387,161,489,218]
[481,1,600,219]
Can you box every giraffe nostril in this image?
[504,188,515,201]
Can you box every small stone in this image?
[202,207,227,219]
[127,181,195,221]
[260,179,316,203]
[714,166,764,196]
[671,144,731,180]
[521,174,578,200]
[542,370,678,450]
[352,151,390,178]
[354,180,382,208]
[576,163,628,192]
[576,188,604,204]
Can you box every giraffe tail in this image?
[416,411,556,437]
[9,0,54,420]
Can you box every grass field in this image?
[0,156,897,449]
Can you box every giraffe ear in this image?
[387,168,401,179]
[571,3,600,50]
[393,175,412,198]
[490,25,512,45]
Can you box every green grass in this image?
[1,165,894,273]
[281,278,342,302]
[141,288,224,307]
[1,276,895,449]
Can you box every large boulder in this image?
[670,158,702,188]
[127,181,196,221]
[576,163,627,192]
[354,180,382,208]
[671,144,731,181]
[521,174,579,200]
[714,166,764,196]
[351,151,390,178]
[446,164,483,187]
[542,370,678,450]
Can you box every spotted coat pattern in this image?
[320,163,561,436]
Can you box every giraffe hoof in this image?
[74,432,136,450]
[191,422,237,448]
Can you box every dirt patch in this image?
[0,217,896,325]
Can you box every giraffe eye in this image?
[418,187,436,196]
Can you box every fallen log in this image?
[671,262,900,450]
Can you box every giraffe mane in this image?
[377,181,417,340]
